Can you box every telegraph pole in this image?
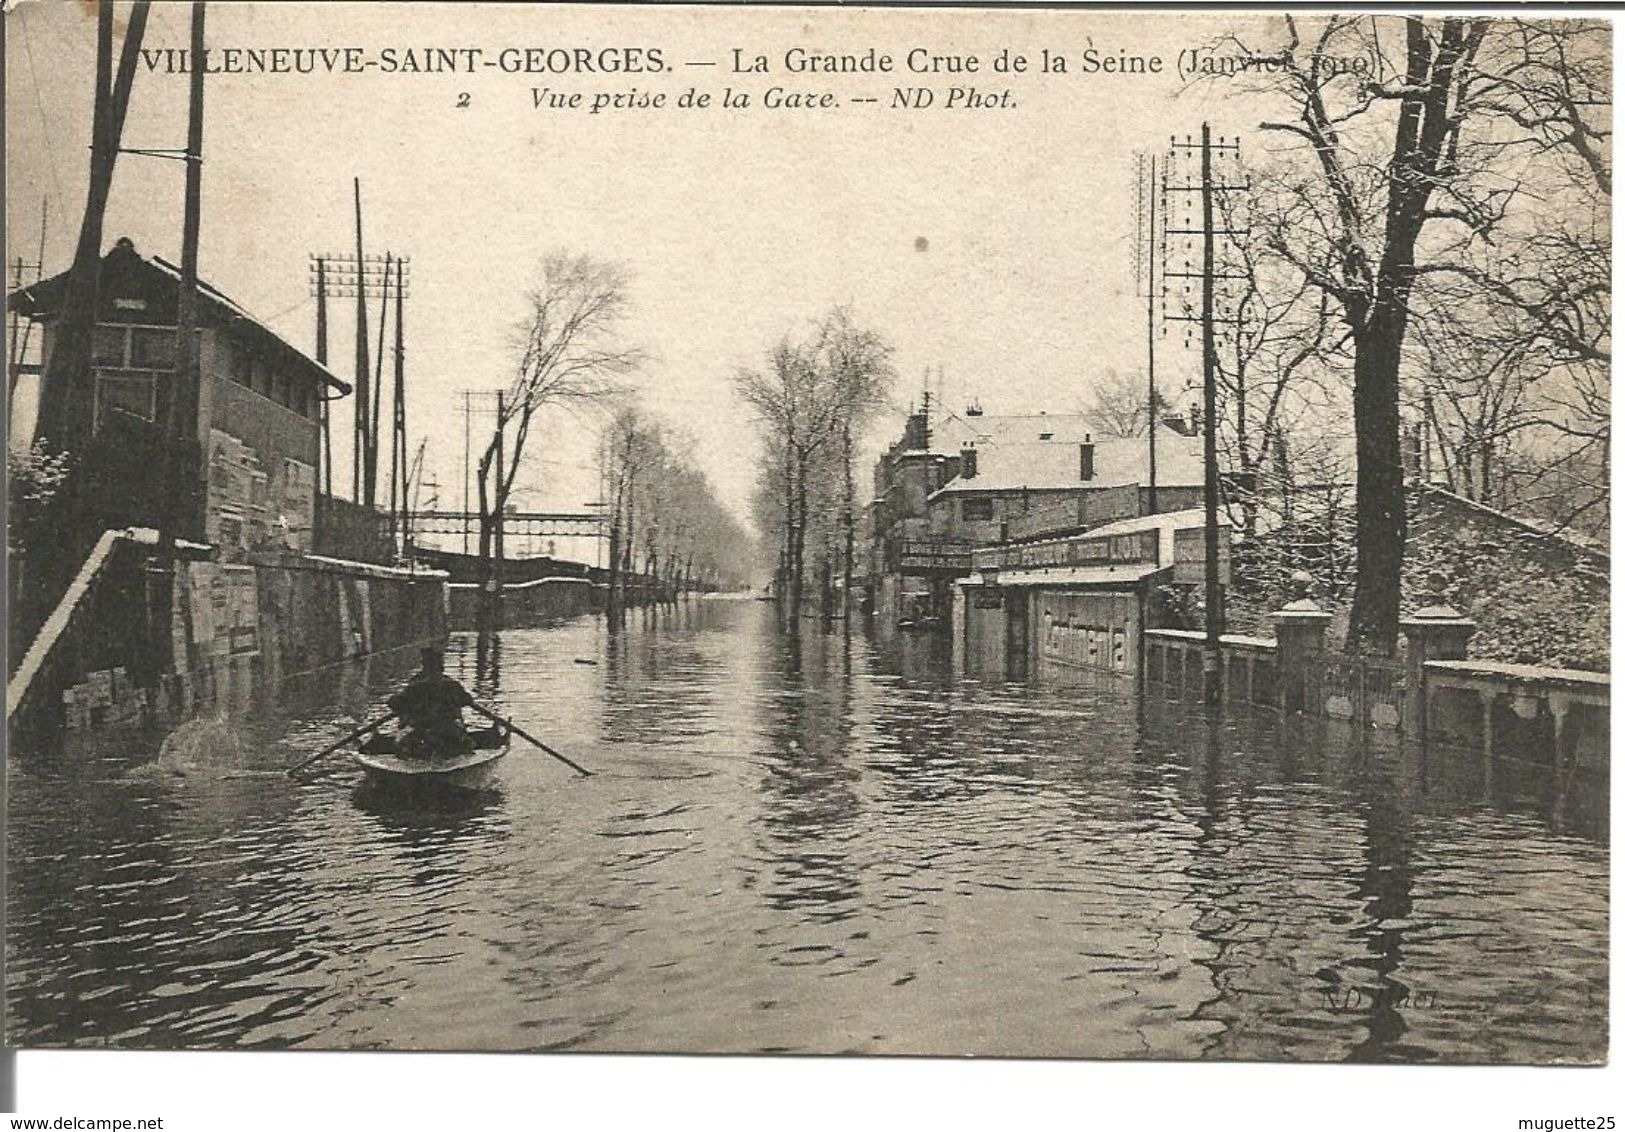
[390,256,408,556]
[352,180,369,503]
[1136,152,1160,515]
[494,390,506,568]
[1164,126,1244,706]
[169,0,206,542]
[369,252,391,511]
[312,256,332,498]
[1200,123,1222,705]
[325,234,407,507]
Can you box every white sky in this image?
[7,3,1285,528]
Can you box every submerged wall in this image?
[12,537,448,750]
[153,554,449,719]
[447,576,597,627]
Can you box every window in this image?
[91,323,181,434]
[130,327,177,369]
[94,323,189,371]
[962,497,994,522]
[95,373,156,427]
[271,368,291,407]
[93,325,128,367]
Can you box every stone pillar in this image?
[1399,578,1476,741]
[951,581,968,677]
[1270,571,1331,715]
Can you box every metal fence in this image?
[1322,652,1406,730]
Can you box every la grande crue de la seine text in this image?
[136,43,1331,80]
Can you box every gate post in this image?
[1399,574,1477,741]
[1270,571,1331,715]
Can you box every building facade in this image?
[866,401,1218,629]
[953,508,1232,684]
[11,238,350,558]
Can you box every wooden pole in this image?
[1145,152,1159,517]
[494,389,506,586]
[370,252,390,512]
[391,257,407,555]
[36,3,113,446]
[353,179,369,503]
[469,702,591,776]
[315,256,331,497]
[287,711,395,775]
[170,0,206,542]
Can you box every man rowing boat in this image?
[388,647,476,757]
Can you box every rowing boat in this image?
[354,725,509,793]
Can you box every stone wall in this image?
[9,537,448,751]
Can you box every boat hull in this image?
[354,748,506,793]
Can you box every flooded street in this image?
[5,601,1607,1062]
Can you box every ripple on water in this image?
[5,603,1609,1060]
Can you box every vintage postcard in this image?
[2,0,1612,1115]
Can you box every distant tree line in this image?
[600,404,753,623]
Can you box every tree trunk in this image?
[788,452,808,632]
[780,459,795,621]
[841,422,855,626]
[1343,17,1474,655]
[476,458,494,587]
[622,498,636,610]
[1345,304,1408,655]
[819,544,833,630]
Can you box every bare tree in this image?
[476,252,643,591]
[813,308,895,625]
[736,337,839,631]
[1212,182,1342,538]
[736,310,895,632]
[1080,368,1163,439]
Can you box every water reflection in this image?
[5,601,1608,1061]
[753,634,862,921]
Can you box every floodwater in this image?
[4,601,1608,1061]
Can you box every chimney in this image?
[960,447,978,479]
[1079,435,1095,481]
[904,410,928,450]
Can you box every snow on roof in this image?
[931,424,1207,496]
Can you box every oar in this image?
[470,701,592,777]
[287,712,395,776]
